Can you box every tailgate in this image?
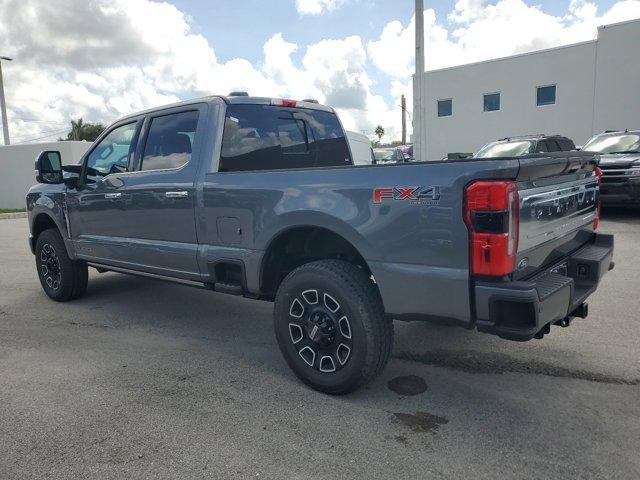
[513,153,599,280]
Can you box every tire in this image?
[35,228,88,302]
[274,259,393,394]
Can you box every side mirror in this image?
[36,151,63,184]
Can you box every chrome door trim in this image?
[165,191,189,198]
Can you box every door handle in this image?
[105,193,122,199]
[165,191,189,198]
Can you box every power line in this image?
[7,116,69,125]
[399,103,413,121]
[11,125,69,139]
[11,128,70,144]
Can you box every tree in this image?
[374,125,385,142]
[62,118,106,142]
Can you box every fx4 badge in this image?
[373,186,441,205]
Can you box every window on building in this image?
[141,111,199,171]
[437,99,452,117]
[537,85,556,106]
[483,93,500,112]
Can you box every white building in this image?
[413,17,640,161]
[0,141,91,208]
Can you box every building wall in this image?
[0,141,91,208]
[415,18,640,161]
[593,20,640,133]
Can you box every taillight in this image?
[464,181,519,276]
[593,167,602,230]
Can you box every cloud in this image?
[0,0,399,144]
[365,0,640,140]
[295,0,347,16]
[3,0,637,146]
[368,0,640,78]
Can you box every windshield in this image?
[583,134,640,154]
[474,141,533,158]
[374,149,396,162]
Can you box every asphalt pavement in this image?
[1,211,639,479]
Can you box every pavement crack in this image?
[394,350,640,386]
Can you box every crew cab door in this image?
[66,118,143,263]
[118,105,205,280]
[69,105,205,280]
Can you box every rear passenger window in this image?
[141,110,199,171]
[219,105,351,172]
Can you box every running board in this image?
[213,282,243,296]
[87,263,207,289]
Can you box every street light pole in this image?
[0,56,12,146]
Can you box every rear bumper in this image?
[474,233,614,341]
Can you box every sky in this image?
[0,0,639,144]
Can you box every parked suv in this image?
[475,134,576,158]
[27,96,613,394]
[583,130,640,207]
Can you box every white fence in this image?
[0,141,91,209]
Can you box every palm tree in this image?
[375,125,385,142]
[63,118,106,142]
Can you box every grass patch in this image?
[0,208,26,214]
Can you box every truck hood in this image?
[598,153,640,168]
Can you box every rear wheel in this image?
[35,229,88,302]
[274,260,392,394]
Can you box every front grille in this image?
[601,168,632,183]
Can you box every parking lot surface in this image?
[1,212,639,479]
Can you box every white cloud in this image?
[365,0,640,141]
[448,0,488,23]
[368,0,640,78]
[295,0,347,16]
[0,0,399,144]
[2,0,638,146]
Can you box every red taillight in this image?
[272,98,298,107]
[593,167,602,230]
[464,181,519,277]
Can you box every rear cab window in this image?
[219,104,351,172]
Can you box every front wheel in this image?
[274,260,393,394]
[35,228,88,302]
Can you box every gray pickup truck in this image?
[27,95,614,394]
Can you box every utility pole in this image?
[401,94,407,145]
[413,0,425,159]
[0,56,12,146]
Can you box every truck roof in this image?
[116,95,334,124]
[497,134,572,142]
[599,129,640,135]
